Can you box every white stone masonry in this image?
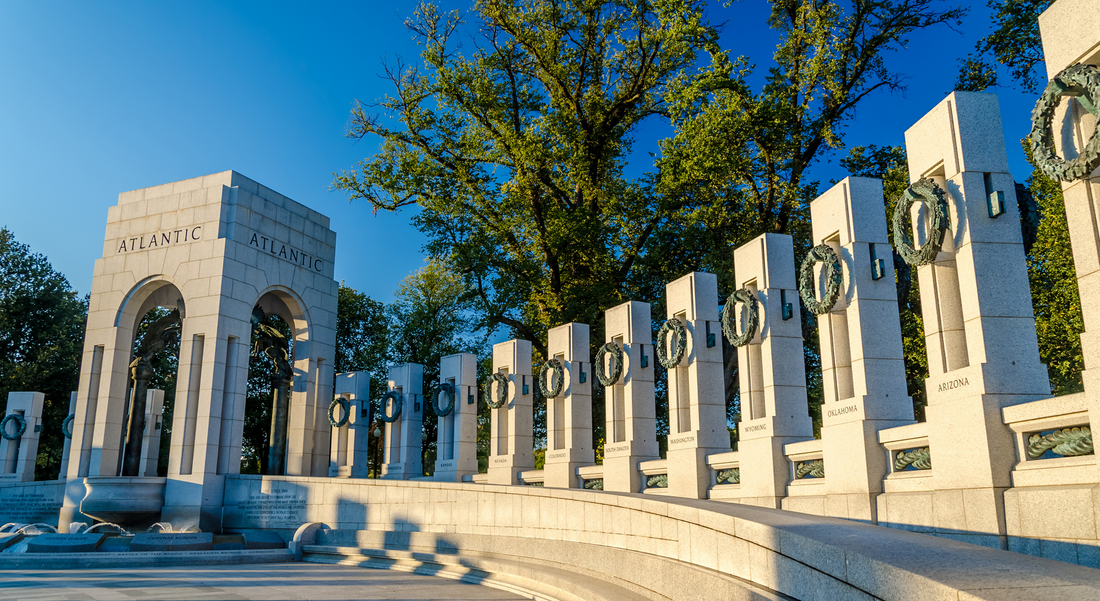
[59,391,77,480]
[665,272,729,499]
[898,92,1051,548]
[1039,0,1100,453]
[330,371,371,478]
[544,323,593,489]
[138,389,165,477]
[793,177,914,522]
[488,340,534,485]
[381,364,424,480]
[433,353,479,482]
[602,301,660,493]
[0,392,45,483]
[731,234,814,508]
[61,170,338,532]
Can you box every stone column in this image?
[433,353,479,482]
[139,389,165,477]
[664,272,729,499]
[121,361,152,476]
[808,177,915,522]
[904,91,1051,548]
[488,339,534,485]
[330,371,371,478]
[267,374,292,476]
[59,391,77,480]
[544,323,593,489]
[381,363,424,480]
[602,301,659,493]
[0,392,45,483]
[733,234,814,508]
[1038,0,1100,449]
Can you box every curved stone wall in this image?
[222,475,1100,600]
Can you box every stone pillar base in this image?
[544,460,583,489]
[381,462,422,480]
[160,474,225,533]
[603,453,657,493]
[667,446,726,499]
[487,463,526,486]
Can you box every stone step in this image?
[0,548,294,570]
[302,543,662,601]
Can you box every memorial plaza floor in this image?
[0,563,533,600]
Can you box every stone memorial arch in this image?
[60,171,337,532]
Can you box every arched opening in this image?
[129,307,180,477]
[241,288,310,476]
[241,312,292,474]
[114,278,185,478]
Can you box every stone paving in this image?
[0,563,532,600]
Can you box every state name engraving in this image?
[827,405,859,418]
[744,424,768,433]
[936,377,970,393]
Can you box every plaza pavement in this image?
[0,563,533,600]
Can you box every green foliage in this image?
[333,0,717,356]
[659,0,965,248]
[955,54,999,92]
[955,0,1052,93]
[241,314,292,474]
[389,259,484,475]
[1023,144,1084,394]
[656,0,963,432]
[335,284,390,407]
[335,0,965,448]
[0,228,87,480]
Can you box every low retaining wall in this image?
[223,475,1100,600]
[0,480,65,527]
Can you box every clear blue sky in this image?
[0,1,1038,302]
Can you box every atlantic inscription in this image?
[117,226,202,253]
[247,233,323,272]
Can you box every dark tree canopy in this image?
[0,228,87,480]
[334,0,718,356]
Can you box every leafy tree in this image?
[241,314,292,474]
[388,259,483,474]
[955,0,1052,92]
[1023,146,1083,394]
[334,283,391,407]
[333,0,717,354]
[659,0,966,244]
[334,0,966,448]
[656,1,964,433]
[0,228,87,480]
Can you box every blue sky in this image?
[0,1,1039,302]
